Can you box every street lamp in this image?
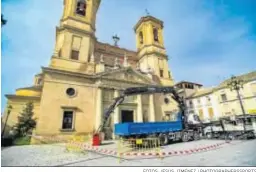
[1,105,13,137]
[227,75,246,131]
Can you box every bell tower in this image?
[134,14,174,85]
[50,0,101,72]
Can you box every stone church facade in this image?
[3,0,179,140]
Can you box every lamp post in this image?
[1,105,13,137]
[227,75,246,131]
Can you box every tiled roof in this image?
[175,81,203,86]
[187,88,214,99]
[216,71,256,90]
[186,71,256,98]
[94,41,138,67]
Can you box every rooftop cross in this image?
[112,34,120,46]
[145,9,150,16]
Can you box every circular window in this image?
[164,97,170,104]
[66,88,76,97]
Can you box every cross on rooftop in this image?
[145,9,150,16]
[112,34,120,46]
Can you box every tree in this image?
[14,102,37,137]
[1,14,7,26]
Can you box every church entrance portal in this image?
[121,110,134,123]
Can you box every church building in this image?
[3,0,179,140]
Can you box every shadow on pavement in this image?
[101,142,115,146]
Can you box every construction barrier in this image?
[65,134,92,154]
[30,135,236,162]
[117,137,163,163]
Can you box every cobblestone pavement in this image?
[1,140,256,166]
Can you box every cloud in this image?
[1,0,256,111]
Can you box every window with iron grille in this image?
[221,94,227,102]
[62,111,74,129]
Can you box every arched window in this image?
[153,28,159,42]
[76,0,86,16]
[139,31,143,44]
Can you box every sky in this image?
[1,0,256,112]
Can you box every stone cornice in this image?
[99,79,153,90]
[186,91,213,99]
[60,16,96,32]
[219,95,256,104]
[138,44,165,53]
[96,67,157,84]
[51,56,95,65]
[42,67,96,79]
[134,15,164,32]
[16,86,42,91]
[101,77,154,86]
[5,94,41,100]
[42,66,157,89]
[138,49,168,61]
[57,25,97,41]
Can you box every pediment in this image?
[100,67,155,85]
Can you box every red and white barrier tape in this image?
[32,135,230,158]
[68,141,229,158]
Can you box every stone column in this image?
[149,94,156,122]
[137,95,143,122]
[114,90,120,124]
[113,90,120,139]
[95,88,103,131]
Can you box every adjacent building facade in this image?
[183,71,256,122]
[2,0,179,140]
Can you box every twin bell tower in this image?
[51,0,173,85]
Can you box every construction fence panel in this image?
[65,134,93,154]
[117,137,163,162]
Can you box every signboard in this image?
[248,109,256,115]
[136,139,143,145]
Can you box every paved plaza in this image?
[2,139,256,166]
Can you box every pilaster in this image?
[113,90,120,139]
[149,94,156,122]
[137,95,143,122]
[95,88,103,131]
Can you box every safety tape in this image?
[31,135,230,158]
[69,141,229,158]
